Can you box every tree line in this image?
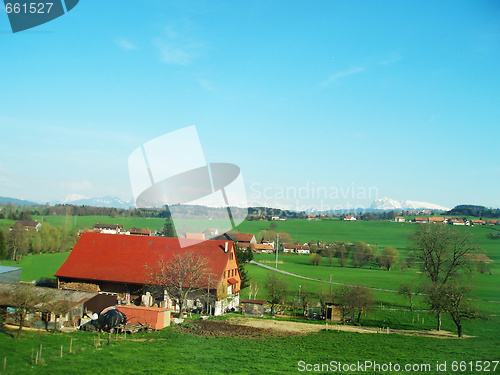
[0,222,78,262]
[0,203,173,219]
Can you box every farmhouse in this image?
[93,223,123,234]
[414,217,428,223]
[428,217,445,223]
[487,220,499,225]
[55,233,241,316]
[252,243,275,253]
[450,218,467,226]
[394,216,405,222]
[344,216,357,221]
[215,232,256,245]
[470,219,486,226]
[128,227,151,236]
[16,220,41,231]
[282,243,310,254]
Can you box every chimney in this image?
[224,242,228,253]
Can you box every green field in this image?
[237,219,500,262]
[0,252,70,282]
[0,217,499,374]
[0,314,498,375]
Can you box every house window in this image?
[229,252,233,260]
[223,271,226,279]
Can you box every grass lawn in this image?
[0,217,498,374]
[0,315,498,375]
[0,252,70,282]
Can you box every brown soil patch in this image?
[176,319,301,339]
[227,317,469,339]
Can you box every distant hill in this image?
[0,196,40,206]
[62,196,134,209]
[444,205,500,218]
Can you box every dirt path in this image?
[227,317,468,339]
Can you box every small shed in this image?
[0,266,22,283]
[116,305,171,330]
[324,302,342,322]
[241,299,266,317]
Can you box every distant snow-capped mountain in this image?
[62,196,134,209]
[64,194,89,203]
[371,197,450,211]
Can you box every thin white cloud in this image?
[154,24,206,66]
[321,66,366,87]
[116,39,138,50]
[155,40,193,65]
[379,51,403,66]
[196,77,216,92]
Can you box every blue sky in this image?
[1,0,499,211]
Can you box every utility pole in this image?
[275,232,279,268]
[330,274,332,300]
[207,274,211,316]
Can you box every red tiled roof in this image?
[185,233,205,240]
[429,217,445,222]
[414,217,428,221]
[252,244,274,251]
[234,233,255,243]
[55,233,234,286]
[129,227,151,235]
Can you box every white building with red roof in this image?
[55,233,241,316]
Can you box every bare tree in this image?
[411,225,476,331]
[248,279,260,300]
[441,280,477,338]
[323,246,334,267]
[335,244,349,267]
[46,299,72,332]
[309,253,322,266]
[351,242,376,268]
[336,285,374,325]
[146,251,214,316]
[0,284,51,338]
[398,280,420,311]
[265,273,288,314]
[377,247,399,271]
[8,222,30,262]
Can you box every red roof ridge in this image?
[55,233,234,286]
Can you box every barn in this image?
[55,233,241,316]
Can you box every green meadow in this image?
[0,317,499,375]
[0,217,499,374]
[0,252,70,282]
